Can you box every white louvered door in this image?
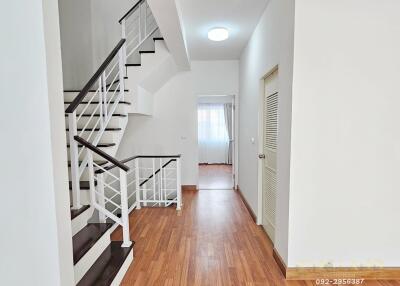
[262,69,278,243]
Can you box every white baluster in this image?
[143,182,148,207]
[159,158,162,207]
[102,71,107,119]
[121,19,127,77]
[98,78,104,130]
[163,160,167,207]
[87,151,100,221]
[176,157,182,210]
[152,158,156,207]
[118,49,125,102]
[68,112,81,210]
[120,169,132,247]
[97,173,106,223]
[135,159,141,209]
[144,2,147,37]
[139,1,142,42]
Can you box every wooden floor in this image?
[112,189,400,286]
[198,164,233,190]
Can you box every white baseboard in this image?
[71,206,94,236]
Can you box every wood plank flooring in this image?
[111,189,400,286]
[198,164,233,190]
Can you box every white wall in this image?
[198,95,233,104]
[90,0,133,67]
[288,0,400,267]
[0,0,73,284]
[239,0,295,263]
[43,0,75,283]
[192,60,239,96]
[58,0,94,90]
[117,72,199,185]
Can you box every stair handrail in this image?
[74,136,129,171]
[118,0,145,24]
[96,154,181,174]
[74,136,132,247]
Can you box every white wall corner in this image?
[147,0,191,70]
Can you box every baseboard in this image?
[236,186,257,223]
[198,163,232,166]
[273,248,287,278]
[272,248,400,280]
[182,185,197,191]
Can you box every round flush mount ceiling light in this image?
[208,27,229,41]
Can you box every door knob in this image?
[258,154,265,159]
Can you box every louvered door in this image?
[262,69,278,243]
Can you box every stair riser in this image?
[65,116,127,129]
[64,104,129,115]
[66,130,121,144]
[74,230,111,284]
[69,189,91,205]
[71,206,94,236]
[140,41,169,68]
[126,43,169,86]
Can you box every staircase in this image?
[63,0,182,284]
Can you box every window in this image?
[198,104,229,164]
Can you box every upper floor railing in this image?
[119,0,158,60]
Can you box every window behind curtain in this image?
[198,103,229,164]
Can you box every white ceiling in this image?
[178,0,269,60]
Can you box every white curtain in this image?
[224,103,233,164]
[198,104,229,164]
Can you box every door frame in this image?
[257,65,278,226]
[196,94,239,190]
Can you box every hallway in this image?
[198,164,233,190]
[111,190,399,286]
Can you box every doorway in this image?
[197,95,235,190]
[259,68,278,243]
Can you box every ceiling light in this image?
[208,28,229,42]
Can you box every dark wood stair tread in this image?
[67,143,116,148]
[64,114,127,117]
[73,223,113,265]
[68,160,107,167]
[64,101,131,105]
[70,205,90,220]
[69,181,97,190]
[77,241,134,286]
[153,37,164,41]
[139,50,155,54]
[66,128,122,132]
[125,63,141,67]
[64,89,129,93]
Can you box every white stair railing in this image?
[75,136,132,247]
[66,40,127,210]
[96,155,182,214]
[134,156,182,209]
[66,0,159,210]
[119,0,158,61]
